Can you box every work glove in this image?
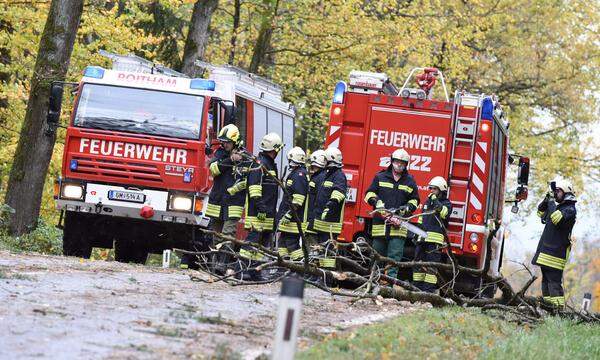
[396,205,410,216]
[321,207,330,220]
[538,192,552,212]
[432,199,443,213]
[256,201,267,221]
[280,211,293,226]
[375,199,385,213]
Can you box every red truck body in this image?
[53,54,295,261]
[323,69,523,279]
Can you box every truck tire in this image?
[62,211,92,258]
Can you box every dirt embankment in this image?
[0,252,425,359]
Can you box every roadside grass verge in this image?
[298,307,600,359]
[0,218,63,255]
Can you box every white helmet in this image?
[391,148,410,163]
[309,149,327,168]
[259,132,283,152]
[287,146,306,165]
[324,147,343,167]
[550,177,574,194]
[428,176,448,192]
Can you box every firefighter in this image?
[412,176,452,293]
[364,149,420,280]
[276,147,309,260]
[313,147,347,269]
[304,149,327,248]
[239,132,283,280]
[181,124,244,269]
[532,177,577,308]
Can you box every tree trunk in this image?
[248,0,280,74]
[4,0,84,235]
[180,0,219,77]
[227,0,241,65]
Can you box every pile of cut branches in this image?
[177,150,598,325]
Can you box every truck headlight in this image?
[169,195,193,212]
[61,184,84,200]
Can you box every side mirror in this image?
[517,156,529,185]
[46,82,64,134]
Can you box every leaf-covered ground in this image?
[0,251,424,359]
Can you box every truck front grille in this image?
[72,156,162,183]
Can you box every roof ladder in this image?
[99,50,188,78]
[446,91,484,248]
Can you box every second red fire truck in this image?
[323,68,529,296]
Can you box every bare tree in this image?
[180,0,219,77]
[4,0,84,235]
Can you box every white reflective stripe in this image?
[472,173,484,193]
[478,141,487,153]
[330,125,340,135]
[330,138,340,148]
[469,193,482,210]
[466,224,486,233]
[372,106,451,119]
[474,153,486,173]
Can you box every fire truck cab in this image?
[49,51,295,263]
[324,68,529,296]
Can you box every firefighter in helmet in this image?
[364,148,420,280]
[532,177,577,308]
[276,147,309,260]
[313,147,347,269]
[239,132,283,280]
[413,176,452,292]
[182,124,244,269]
[304,149,328,247]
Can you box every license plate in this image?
[108,190,145,203]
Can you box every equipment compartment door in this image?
[359,105,452,217]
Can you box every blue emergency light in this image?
[332,81,347,104]
[70,159,78,171]
[190,79,216,91]
[183,171,192,183]
[83,66,105,79]
[481,97,494,120]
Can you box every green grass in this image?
[298,307,600,360]
[484,317,600,359]
[0,217,63,255]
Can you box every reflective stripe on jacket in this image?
[244,152,279,231]
[364,168,420,238]
[532,198,576,270]
[276,166,309,234]
[313,168,347,234]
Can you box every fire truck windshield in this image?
[74,83,204,140]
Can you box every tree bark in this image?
[180,0,219,77]
[248,0,279,74]
[227,0,241,65]
[4,0,84,235]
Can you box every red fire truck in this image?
[324,68,529,296]
[48,51,295,263]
